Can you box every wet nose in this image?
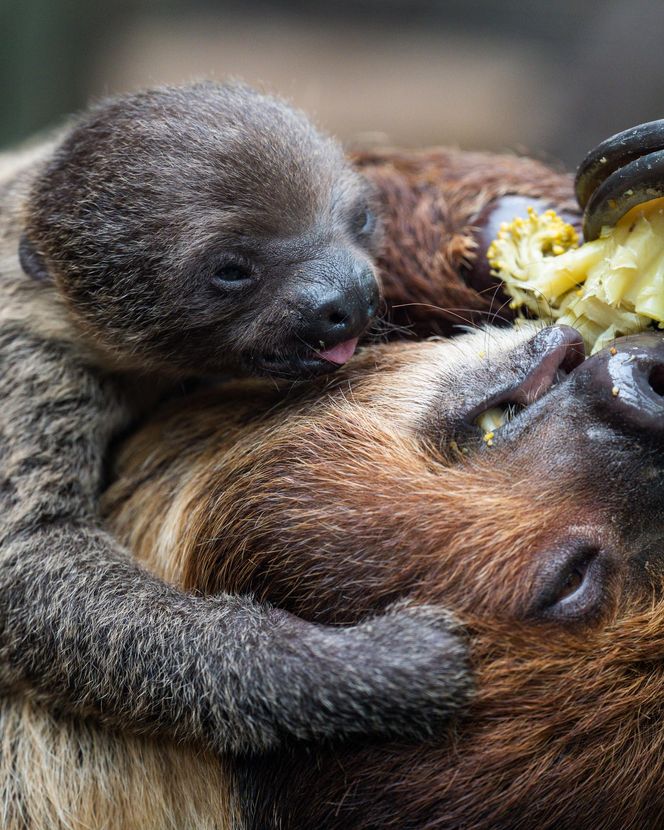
[299,266,379,349]
[574,333,664,433]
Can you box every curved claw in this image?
[582,149,664,241]
[575,119,664,209]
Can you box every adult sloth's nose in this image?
[573,333,664,434]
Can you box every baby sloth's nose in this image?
[575,333,664,434]
[299,265,380,359]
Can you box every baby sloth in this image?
[0,82,469,757]
[21,82,380,376]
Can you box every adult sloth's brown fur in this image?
[354,147,579,336]
[104,321,664,830]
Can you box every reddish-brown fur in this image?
[353,148,578,336]
[101,150,664,830]
[105,330,664,830]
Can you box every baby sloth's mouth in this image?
[313,337,359,366]
[249,337,360,379]
[251,262,378,378]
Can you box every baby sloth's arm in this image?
[0,323,470,753]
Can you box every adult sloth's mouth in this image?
[470,326,585,439]
[474,329,664,445]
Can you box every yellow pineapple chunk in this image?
[487,200,664,352]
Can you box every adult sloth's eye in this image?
[212,262,253,286]
[557,562,587,601]
[530,540,611,622]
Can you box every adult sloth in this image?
[5,317,664,828]
[106,320,664,830]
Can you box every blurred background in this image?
[2,0,663,169]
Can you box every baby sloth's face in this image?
[24,83,380,377]
[107,321,664,829]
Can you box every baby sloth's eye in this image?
[212,261,254,287]
[352,206,377,238]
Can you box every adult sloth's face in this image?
[106,322,664,830]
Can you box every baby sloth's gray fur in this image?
[0,82,470,756]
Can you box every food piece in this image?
[475,407,506,435]
[487,201,664,353]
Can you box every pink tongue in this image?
[317,337,359,365]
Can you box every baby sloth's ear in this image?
[19,235,51,282]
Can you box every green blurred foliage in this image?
[0,0,591,152]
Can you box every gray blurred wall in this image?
[2,0,663,170]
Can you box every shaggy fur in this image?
[102,322,664,830]
[353,147,579,337]
[21,84,382,377]
[0,84,473,762]
[0,698,237,830]
[0,91,599,826]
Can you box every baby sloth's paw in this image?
[338,600,472,742]
[266,600,472,746]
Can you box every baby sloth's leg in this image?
[0,325,470,753]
